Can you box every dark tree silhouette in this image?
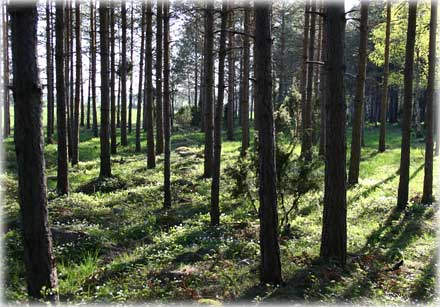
[226,0,235,141]
[120,2,128,146]
[110,4,117,154]
[163,0,171,209]
[156,0,164,155]
[10,4,59,301]
[136,3,145,153]
[45,1,54,144]
[72,2,82,166]
[241,1,250,157]
[146,0,156,168]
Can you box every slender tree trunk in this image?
[163,0,171,208]
[211,0,227,227]
[136,3,145,153]
[397,1,417,209]
[318,5,327,156]
[69,4,74,149]
[127,3,134,134]
[320,0,347,265]
[146,0,156,167]
[87,64,91,129]
[3,3,10,138]
[255,1,282,285]
[300,1,310,159]
[226,0,235,140]
[156,0,164,154]
[379,0,391,152]
[110,4,117,154]
[91,1,98,137]
[422,0,437,204]
[120,2,128,146]
[203,1,214,178]
[100,1,111,178]
[10,5,59,301]
[413,54,422,137]
[80,55,84,127]
[302,0,317,161]
[117,72,121,128]
[46,1,54,144]
[240,1,250,156]
[348,0,369,185]
[56,0,68,196]
[66,5,72,159]
[72,2,81,166]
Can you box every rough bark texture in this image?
[378,0,391,152]
[156,0,164,155]
[56,0,69,196]
[301,0,316,161]
[203,1,214,178]
[110,5,117,154]
[226,0,235,140]
[121,2,128,146]
[320,1,347,265]
[397,2,417,209]
[72,2,81,166]
[348,1,369,185]
[10,5,59,301]
[163,0,171,209]
[146,0,156,167]
[241,1,250,156]
[422,0,437,204]
[211,0,227,227]
[255,1,282,285]
[100,1,111,178]
[136,3,145,153]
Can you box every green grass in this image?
[1,122,438,304]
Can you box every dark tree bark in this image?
[117,71,121,128]
[156,0,164,155]
[80,54,84,127]
[56,0,68,196]
[255,1,282,285]
[46,1,54,144]
[397,1,417,209]
[300,1,310,159]
[128,3,134,134]
[86,64,91,129]
[203,1,214,178]
[146,0,156,167]
[301,0,316,161]
[378,0,391,152]
[226,0,235,140]
[422,0,437,204]
[163,0,171,209]
[318,6,327,156]
[91,1,98,137]
[66,5,72,159]
[120,2,128,146]
[72,2,82,166]
[3,3,10,138]
[136,3,145,153]
[110,4,117,154]
[241,1,250,156]
[10,4,59,302]
[211,0,227,227]
[277,5,286,105]
[69,3,74,150]
[320,1,347,265]
[348,0,369,185]
[100,1,111,178]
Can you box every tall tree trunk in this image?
[211,0,227,227]
[69,3,74,149]
[163,0,171,208]
[87,64,91,129]
[136,3,145,153]
[255,1,282,285]
[100,1,111,178]
[318,5,327,156]
[203,1,214,178]
[422,0,437,204]
[146,0,156,167]
[120,2,128,146]
[117,71,121,128]
[56,0,69,196]
[66,4,72,159]
[10,4,59,301]
[348,0,369,185]
[110,4,117,154]
[46,1,54,144]
[156,0,164,155]
[80,55,84,127]
[300,1,310,159]
[128,3,134,134]
[320,0,347,265]
[226,0,235,140]
[91,1,98,137]
[302,0,317,161]
[277,5,286,105]
[413,54,422,137]
[241,1,250,156]
[72,2,81,166]
[3,3,10,138]
[379,0,391,152]
[397,1,417,209]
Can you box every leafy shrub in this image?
[175,106,193,128]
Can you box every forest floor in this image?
[2,124,438,305]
